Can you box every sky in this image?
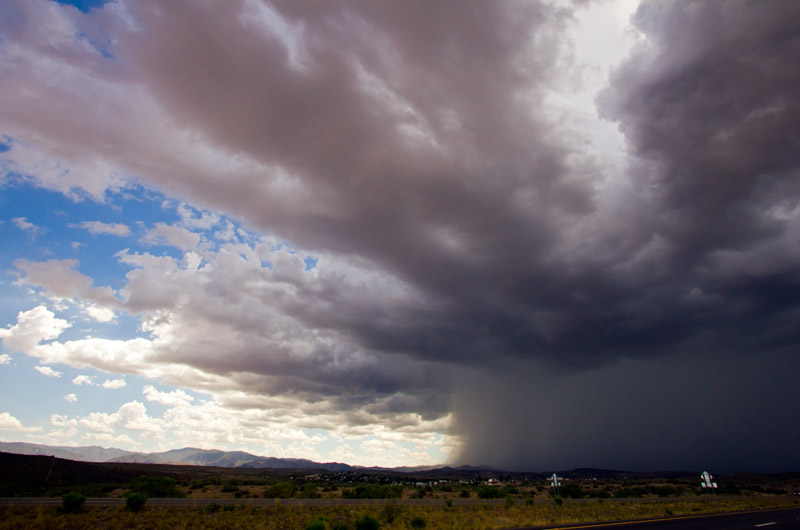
[0,0,798,473]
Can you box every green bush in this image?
[477,486,503,499]
[588,489,611,498]
[342,484,402,499]
[264,482,296,499]
[204,503,221,513]
[652,485,677,497]
[301,483,321,499]
[221,481,239,493]
[130,475,184,498]
[354,514,380,530]
[410,516,427,528]
[61,491,86,514]
[614,487,646,498]
[305,518,327,530]
[125,491,148,512]
[460,488,470,498]
[559,482,585,499]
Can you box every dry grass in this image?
[0,497,796,529]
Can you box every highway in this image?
[509,508,800,530]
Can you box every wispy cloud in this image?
[73,221,131,237]
[12,217,40,238]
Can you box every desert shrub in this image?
[61,491,86,514]
[588,489,611,498]
[354,514,380,530]
[720,484,741,495]
[559,482,585,499]
[342,484,402,499]
[221,481,239,492]
[554,497,563,506]
[130,475,184,498]
[525,497,534,506]
[501,486,519,495]
[410,516,427,528]
[460,488,470,498]
[506,496,516,508]
[478,486,503,499]
[381,499,402,522]
[264,481,296,499]
[301,483,321,499]
[382,484,403,498]
[445,498,453,507]
[125,491,148,512]
[305,518,327,530]
[614,487,646,498]
[332,524,349,530]
[652,485,677,497]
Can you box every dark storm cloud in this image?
[459,0,800,472]
[3,0,800,470]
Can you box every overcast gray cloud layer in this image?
[2,0,799,471]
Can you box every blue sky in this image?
[0,178,446,464]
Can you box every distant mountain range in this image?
[0,441,442,473]
[1,441,695,480]
[0,441,134,463]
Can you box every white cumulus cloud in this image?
[72,374,95,386]
[101,378,126,389]
[0,306,71,354]
[0,412,25,430]
[143,385,194,407]
[34,365,62,378]
[85,304,116,323]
